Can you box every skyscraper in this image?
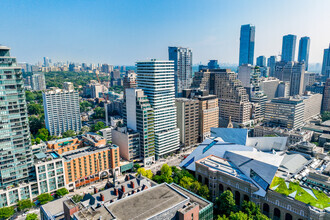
[43,87,82,136]
[136,60,180,159]
[30,73,46,91]
[267,56,277,77]
[321,45,330,78]
[281,34,297,62]
[239,24,255,66]
[0,46,33,188]
[256,56,266,67]
[298,36,310,70]
[168,47,192,97]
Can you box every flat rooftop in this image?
[74,206,114,220]
[106,184,188,220]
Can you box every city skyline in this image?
[1,0,330,65]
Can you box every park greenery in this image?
[62,130,77,138]
[270,176,330,209]
[37,193,54,205]
[137,168,154,179]
[93,107,105,119]
[44,71,108,89]
[215,190,269,220]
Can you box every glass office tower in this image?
[281,34,297,62]
[298,36,310,71]
[239,24,255,66]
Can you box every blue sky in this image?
[1,0,330,65]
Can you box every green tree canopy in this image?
[91,121,106,132]
[25,213,38,220]
[197,184,210,200]
[80,101,92,112]
[93,107,105,119]
[215,190,237,216]
[36,128,49,142]
[17,199,35,211]
[241,201,269,220]
[56,188,69,197]
[62,130,76,138]
[161,164,172,177]
[0,206,14,219]
[37,193,53,205]
[29,116,44,135]
[27,103,43,115]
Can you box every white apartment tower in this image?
[43,87,81,136]
[136,60,180,159]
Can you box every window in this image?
[250,169,269,191]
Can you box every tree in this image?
[17,199,34,211]
[133,163,141,171]
[56,188,69,197]
[27,103,43,115]
[179,176,194,189]
[72,194,83,203]
[93,107,105,119]
[241,201,269,220]
[215,190,237,216]
[91,121,106,132]
[37,193,53,205]
[228,211,250,220]
[0,206,14,219]
[62,130,76,138]
[29,116,44,135]
[189,181,201,194]
[136,168,147,176]
[80,101,92,112]
[25,213,38,220]
[321,111,330,121]
[145,170,153,179]
[25,91,36,102]
[161,164,172,177]
[36,128,49,142]
[197,184,210,199]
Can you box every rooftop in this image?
[106,184,188,220]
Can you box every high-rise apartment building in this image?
[214,69,252,125]
[298,36,310,71]
[175,98,199,148]
[0,46,34,188]
[274,61,305,96]
[267,56,277,77]
[30,73,46,91]
[123,88,155,165]
[168,47,193,97]
[281,34,297,62]
[256,56,266,67]
[239,24,255,66]
[43,87,82,136]
[123,71,137,91]
[322,78,330,112]
[136,60,180,159]
[194,93,219,141]
[321,45,330,78]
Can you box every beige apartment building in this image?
[175,98,199,148]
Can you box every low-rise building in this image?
[112,127,140,161]
[99,127,113,143]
